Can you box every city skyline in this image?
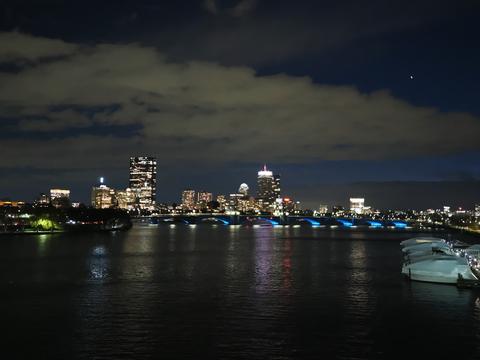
[2,3,480,358]
[1,1,480,209]
[1,159,479,212]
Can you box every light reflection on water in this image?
[87,245,109,281]
[338,240,377,358]
[253,228,273,297]
[1,226,480,359]
[36,234,49,257]
[282,238,293,291]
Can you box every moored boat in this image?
[400,236,480,285]
[400,237,445,247]
[402,255,478,284]
[402,241,450,254]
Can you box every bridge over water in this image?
[143,214,410,229]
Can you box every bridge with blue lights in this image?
[144,214,410,229]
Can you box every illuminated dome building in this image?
[238,183,249,196]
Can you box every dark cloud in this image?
[1,31,479,207]
[203,0,257,17]
[1,31,480,169]
[0,31,77,61]
[152,0,475,66]
[203,0,218,15]
[2,1,477,67]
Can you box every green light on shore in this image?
[32,218,58,231]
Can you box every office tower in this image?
[129,156,157,210]
[257,165,273,198]
[91,184,116,209]
[273,174,281,199]
[197,191,213,204]
[350,198,365,215]
[182,189,196,211]
[116,188,137,211]
[228,193,242,213]
[90,177,114,209]
[50,188,70,208]
[197,191,213,210]
[216,195,227,211]
[257,165,276,211]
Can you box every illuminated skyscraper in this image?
[129,157,157,210]
[228,193,244,213]
[257,165,276,211]
[216,195,227,211]
[116,188,137,211]
[91,177,115,209]
[182,189,196,211]
[257,165,273,198]
[91,185,116,209]
[197,191,213,210]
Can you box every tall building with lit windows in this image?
[197,191,213,209]
[273,174,281,199]
[129,157,157,210]
[91,177,115,209]
[182,189,196,211]
[116,188,137,211]
[91,185,116,209]
[257,165,276,211]
[216,195,227,211]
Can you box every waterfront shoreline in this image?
[0,228,129,236]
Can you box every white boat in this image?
[405,248,456,263]
[402,241,450,254]
[402,255,478,284]
[400,237,445,247]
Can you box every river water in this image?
[1,225,480,359]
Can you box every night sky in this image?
[1,0,479,209]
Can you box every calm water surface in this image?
[1,226,480,359]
